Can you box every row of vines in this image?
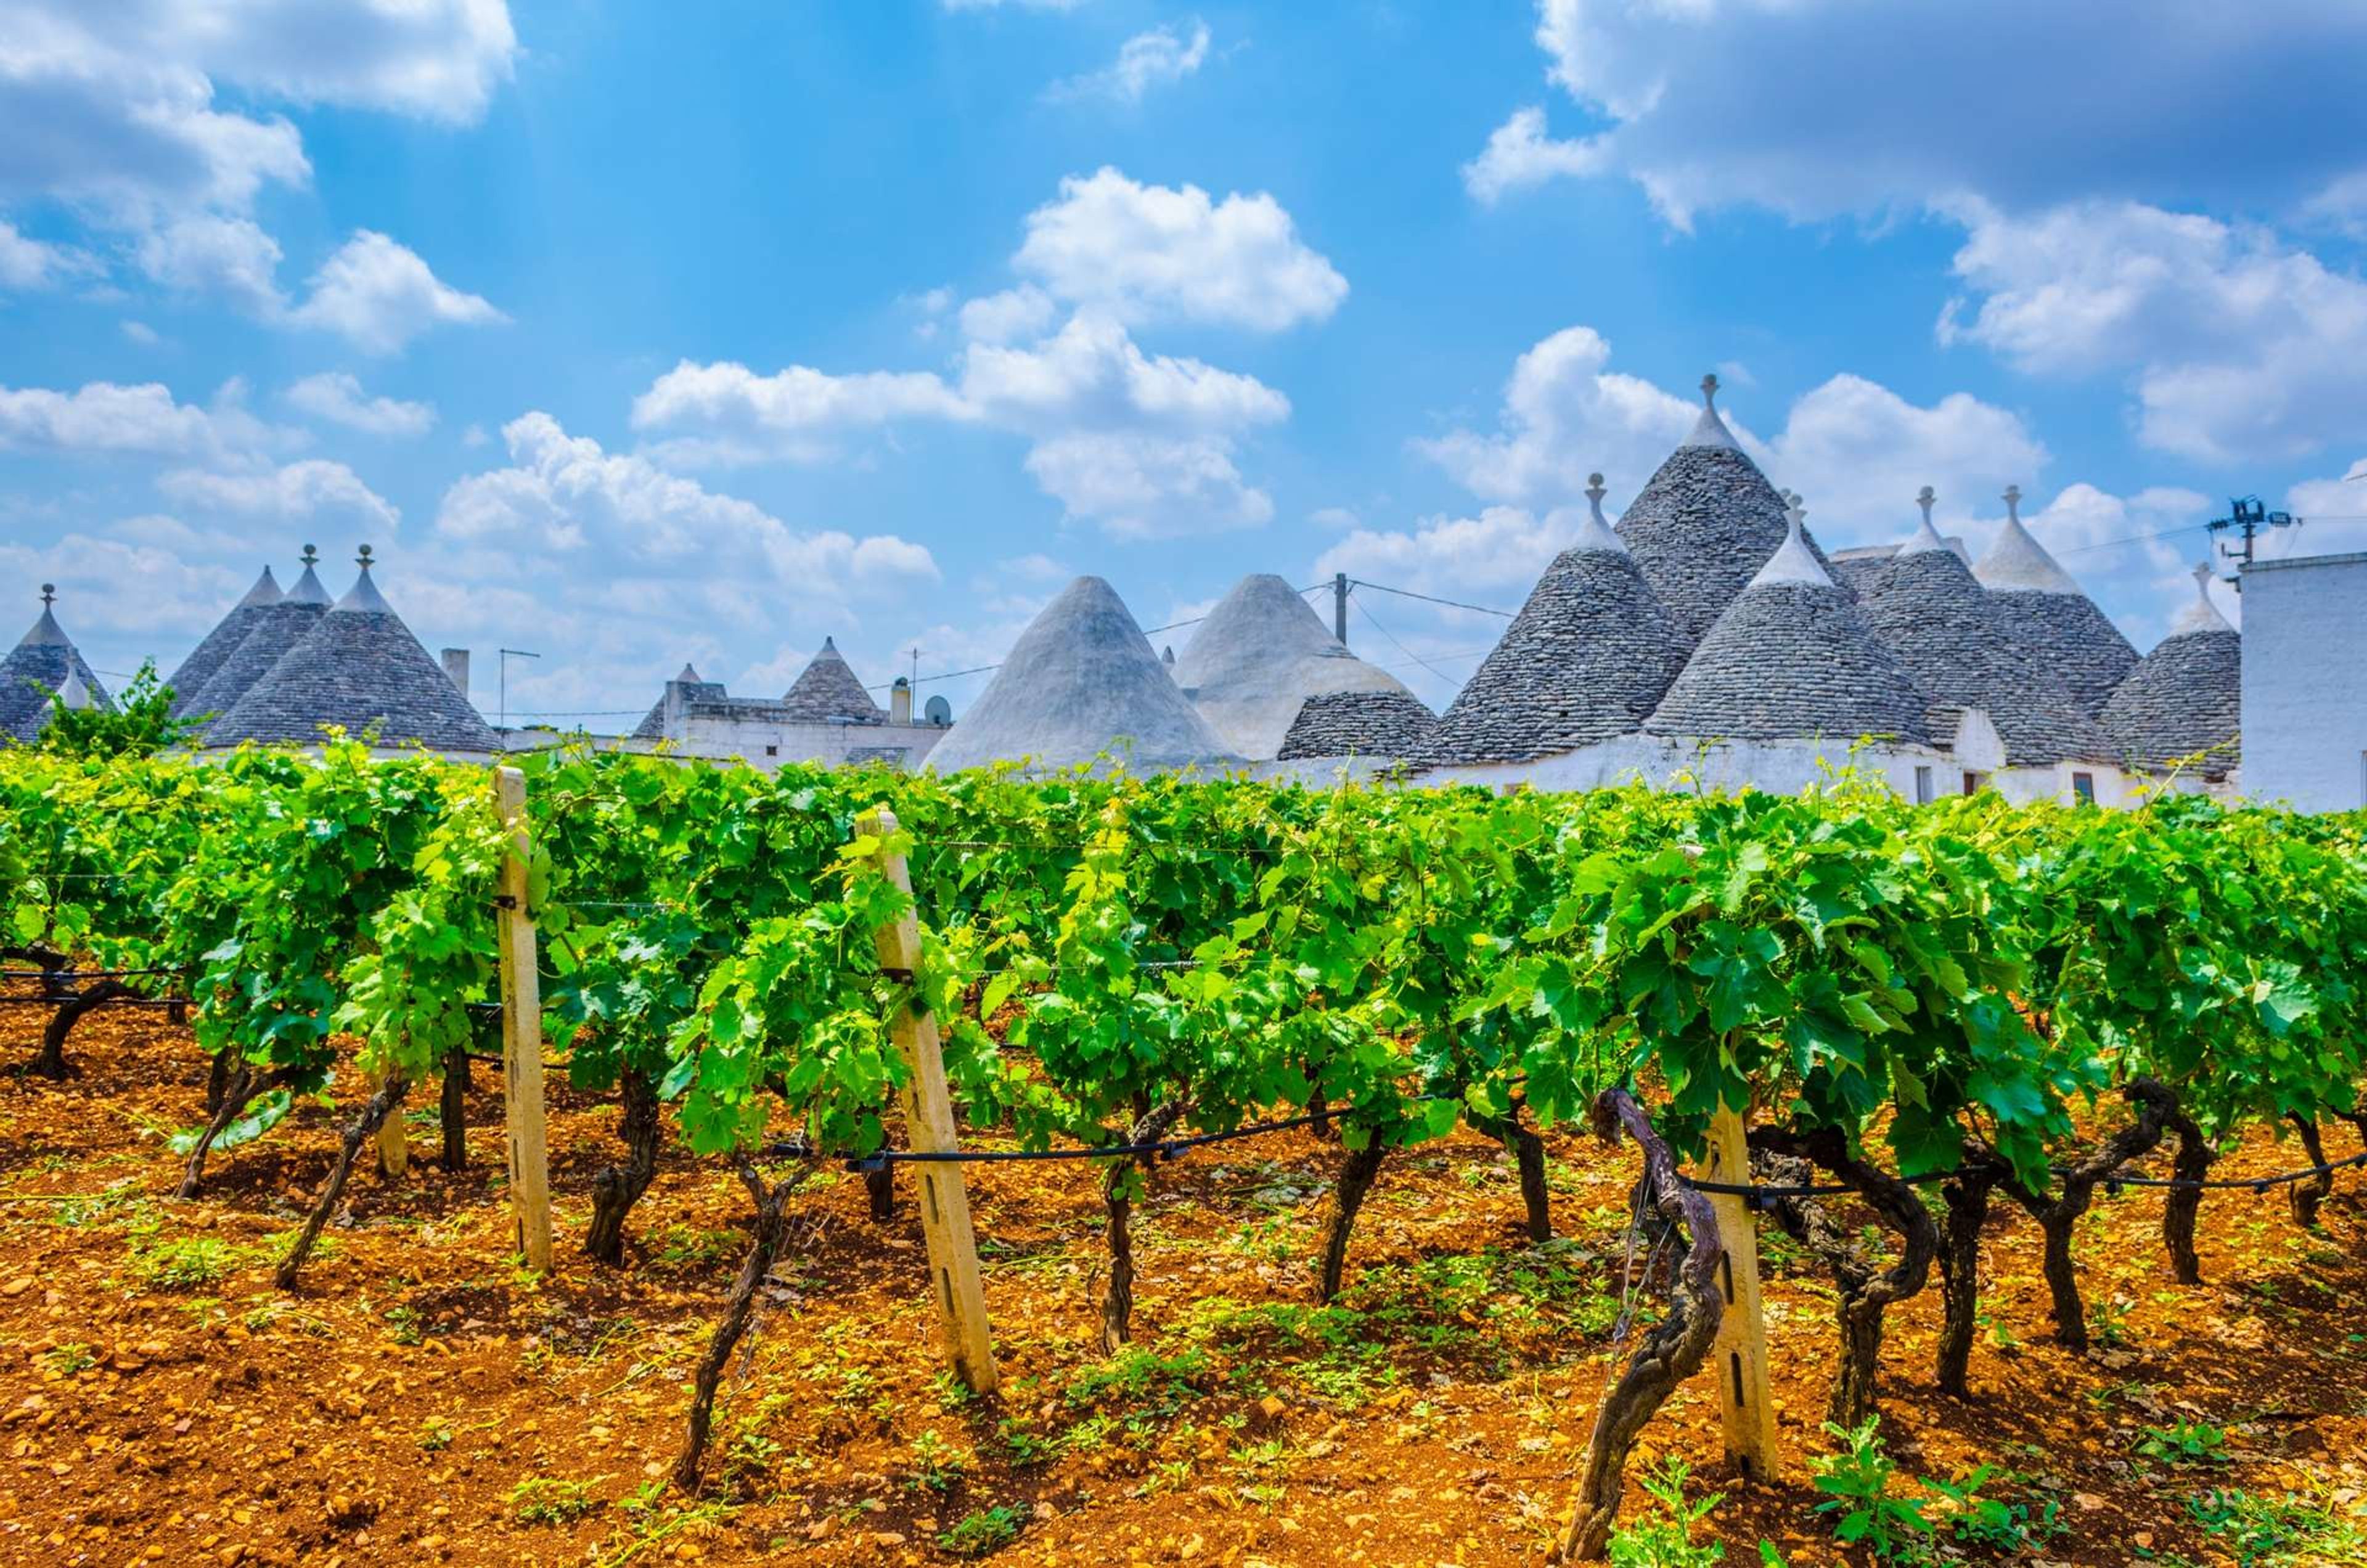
[4,742,2365,1554]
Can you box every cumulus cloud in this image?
[1024,431,1271,539]
[133,215,286,316]
[1013,168,1346,332]
[158,458,401,531]
[1940,199,2367,462]
[630,361,971,465]
[0,220,90,289]
[284,372,436,438]
[1461,107,1608,205]
[285,231,506,354]
[1503,0,2367,226]
[0,380,224,455]
[958,285,1059,345]
[0,529,248,644]
[1047,20,1211,105]
[1417,325,2047,548]
[437,414,939,602]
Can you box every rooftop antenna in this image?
[2206,496,2297,587]
[498,647,541,730]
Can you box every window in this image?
[2071,771,2096,803]
[1913,766,1934,804]
[764,744,779,757]
[1961,770,1989,795]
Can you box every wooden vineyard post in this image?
[1702,1103,1779,1480]
[495,766,554,1272]
[859,806,999,1396]
[374,1068,409,1177]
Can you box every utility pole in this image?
[497,648,541,730]
[1333,572,1349,647]
[2206,496,2297,587]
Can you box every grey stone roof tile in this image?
[1645,576,1932,746]
[0,587,112,744]
[1276,689,1439,761]
[167,566,282,717]
[779,638,886,724]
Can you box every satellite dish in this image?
[923,694,952,727]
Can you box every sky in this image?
[7,0,2367,725]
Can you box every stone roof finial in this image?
[301,544,319,568]
[1572,471,1629,554]
[1917,485,1936,517]
[1900,484,1950,556]
[2003,484,2023,521]
[1699,372,1719,410]
[2168,559,2236,637]
[1747,492,1833,589]
[356,544,375,572]
[39,584,54,608]
[2192,560,2214,594]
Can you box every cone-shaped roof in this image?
[207,548,499,753]
[780,637,886,724]
[1974,489,2138,714]
[1429,475,1689,764]
[167,565,282,717]
[1172,574,1415,759]
[1277,688,1440,762]
[0,585,113,743]
[1856,490,2114,766]
[926,576,1240,773]
[1646,500,1932,746]
[2098,565,2241,778]
[632,663,720,741]
[1616,375,1837,645]
[183,546,333,725]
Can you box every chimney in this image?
[440,648,470,695]
[889,676,914,725]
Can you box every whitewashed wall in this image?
[2241,550,2367,812]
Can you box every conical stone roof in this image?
[632,662,716,741]
[1974,486,2138,716]
[1855,489,2114,767]
[1616,374,1838,646]
[2098,565,2241,778]
[1646,500,1932,746]
[1429,475,1688,765]
[185,547,333,726]
[780,638,886,724]
[1173,574,1415,760]
[1276,689,1440,762]
[926,576,1241,773]
[168,566,280,717]
[208,548,499,753]
[0,586,112,744]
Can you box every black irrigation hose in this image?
[841,1109,1336,1172]
[1682,1147,2367,1205]
[1,967,179,982]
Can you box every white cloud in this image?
[959,311,1288,433]
[158,458,401,531]
[121,321,160,346]
[1940,199,2367,463]
[0,380,221,455]
[1047,20,1210,105]
[285,231,505,354]
[1511,1,2367,226]
[1315,505,1582,603]
[1024,431,1271,539]
[134,215,286,315]
[284,371,436,438]
[437,414,939,602]
[2281,462,2367,563]
[631,361,971,465]
[1417,325,2049,548]
[0,220,89,289]
[1309,505,1360,531]
[0,530,247,644]
[1013,167,1346,332]
[1461,107,1608,205]
[959,285,1059,345]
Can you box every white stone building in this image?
[2239,550,2367,812]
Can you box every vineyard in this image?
[2,744,2366,1566]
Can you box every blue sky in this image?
[7,0,2367,722]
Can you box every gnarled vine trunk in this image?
[1556,1090,1724,1564]
[439,1043,470,1171]
[864,1161,896,1223]
[1999,1077,2177,1350]
[1101,1099,1190,1354]
[2163,1101,2214,1284]
[585,1066,663,1265]
[178,1061,290,1199]
[1752,1127,1939,1428]
[676,1154,812,1493]
[29,979,131,1079]
[2287,1113,2332,1230]
[1474,1110,1551,1242]
[1317,1137,1387,1302]
[276,1074,409,1289]
[1936,1151,2003,1399]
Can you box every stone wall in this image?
[2241,551,2367,812]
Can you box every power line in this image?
[1347,579,1516,618]
[1349,590,1458,684]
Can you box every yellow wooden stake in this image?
[374,1066,408,1177]
[1703,1103,1779,1480]
[860,806,999,1396]
[495,766,553,1272]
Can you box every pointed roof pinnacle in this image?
[235,565,284,609]
[1747,496,1835,589]
[1899,484,1950,555]
[40,583,54,609]
[337,544,394,614]
[1572,472,1630,554]
[1974,483,2085,595]
[2169,560,2237,637]
[1680,370,1741,451]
